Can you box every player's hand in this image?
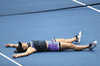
[13,54,20,58]
[5,44,10,47]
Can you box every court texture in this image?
[0,0,100,66]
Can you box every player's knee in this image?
[70,44,75,48]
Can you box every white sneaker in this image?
[75,31,82,43]
[89,40,97,50]
[93,41,97,44]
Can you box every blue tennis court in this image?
[0,0,100,66]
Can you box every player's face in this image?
[21,43,28,50]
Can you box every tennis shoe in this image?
[75,31,82,43]
[89,41,97,50]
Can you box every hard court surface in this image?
[0,1,100,66]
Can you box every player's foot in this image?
[75,31,82,43]
[89,41,97,50]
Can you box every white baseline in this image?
[0,52,22,66]
[73,0,100,12]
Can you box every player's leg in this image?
[65,37,76,43]
[61,41,97,51]
[61,43,89,51]
[66,31,82,43]
[70,41,97,51]
[70,44,89,51]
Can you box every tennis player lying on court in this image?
[5,31,97,58]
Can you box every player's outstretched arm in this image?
[13,47,36,58]
[5,44,18,48]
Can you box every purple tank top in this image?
[47,39,60,51]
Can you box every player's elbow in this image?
[25,52,31,55]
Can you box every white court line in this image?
[0,52,22,66]
[73,0,100,12]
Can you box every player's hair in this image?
[16,41,27,52]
